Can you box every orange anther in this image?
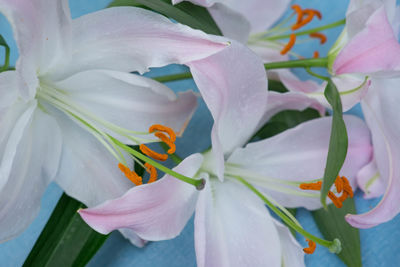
[309,32,327,44]
[149,124,176,142]
[341,176,354,198]
[145,163,158,183]
[338,191,349,203]
[313,51,319,58]
[291,4,304,24]
[303,239,316,254]
[280,34,296,55]
[155,132,176,154]
[334,176,343,193]
[139,144,168,161]
[118,163,143,186]
[292,9,321,31]
[299,181,322,191]
[307,9,322,19]
[328,191,343,208]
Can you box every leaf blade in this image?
[312,198,362,267]
[321,80,348,207]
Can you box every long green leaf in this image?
[23,194,108,267]
[0,34,10,71]
[108,0,222,35]
[320,80,348,208]
[312,198,361,267]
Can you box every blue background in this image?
[1,0,399,266]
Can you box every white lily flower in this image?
[0,0,227,242]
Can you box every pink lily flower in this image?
[0,0,227,243]
[79,41,372,266]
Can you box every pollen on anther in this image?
[309,32,327,44]
[139,144,168,161]
[155,132,176,154]
[145,163,158,183]
[303,239,316,254]
[149,124,176,142]
[280,34,296,55]
[328,191,343,209]
[299,181,322,190]
[313,51,319,58]
[291,4,304,24]
[292,9,321,31]
[118,163,143,186]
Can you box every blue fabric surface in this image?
[1,0,400,266]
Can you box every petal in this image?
[346,78,400,228]
[194,178,282,267]
[227,115,372,210]
[52,110,133,208]
[208,3,250,43]
[356,158,385,199]
[0,0,71,98]
[0,104,62,241]
[258,91,325,127]
[0,71,18,109]
[273,219,305,267]
[334,7,400,76]
[188,40,269,179]
[279,70,371,112]
[47,6,227,80]
[79,154,203,240]
[52,70,197,142]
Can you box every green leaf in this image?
[320,80,348,208]
[0,34,10,71]
[312,198,361,267]
[108,0,222,35]
[23,194,108,267]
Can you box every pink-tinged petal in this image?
[0,105,62,241]
[279,70,371,112]
[346,78,400,228]
[53,70,197,143]
[195,178,282,267]
[188,40,269,179]
[248,44,289,63]
[356,158,385,199]
[273,219,305,267]
[334,7,400,76]
[172,0,216,7]
[227,115,372,210]
[0,0,71,98]
[79,154,203,240]
[208,3,250,43]
[47,7,227,81]
[258,91,325,127]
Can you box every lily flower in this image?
[79,41,372,266]
[0,0,227,242]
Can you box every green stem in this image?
[266,19,346,41]
[110,136,205,190]
[305,67,330,81]
[153,72,193,83]
[235,175,341,253]
[264,58,328,70]
[160,142,183,164]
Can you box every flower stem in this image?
[265,19,346,41]
[264,57,328,70]
[234,175,341,253]
[110,136,205,190]
[153,72,193,83]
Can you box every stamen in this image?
[341,176,354,198]
[145,163,158,183]
[292,9,322,31]
[299,181,322,190]
[149,124,176,142]
[328,191,343,208]
[139,144,168,161]
[309,32,327,44]
[280,34,296,55]
[291,4,304,24]
[118,163,143,186]
[334,175,343,193]
[313,51,319,58]
[303,239,317,254]
[155,132,176,154]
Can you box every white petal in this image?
[0,71,18,109]
[273,219,305,267]
[195,178,281,267]
[356,158,385,199]
[47,7,227,80]
[52,70,197,142]
[0,0,71,98]
[0,104,62,241]
[227,116,372,210]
